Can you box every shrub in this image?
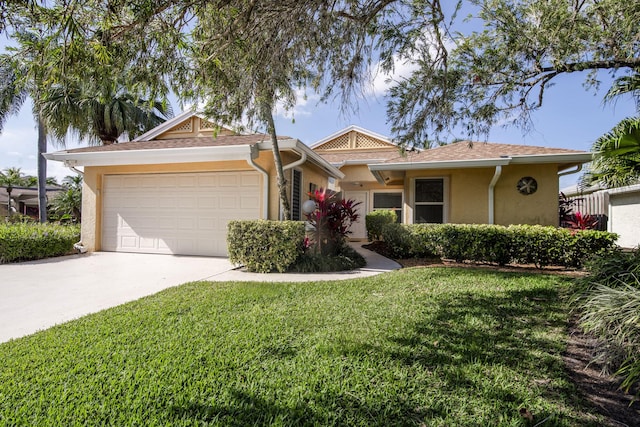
[380,223,617,268]
[227,220,306,273]
[573,248,640,395]
[365,210,396,241]
[291,243,366,272]
[0,223,80,263]
[380,223,415,258]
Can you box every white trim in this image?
[605,183,640,196]
[509,153,594,165]
[257,138,345,179]
[44,145,255,167]
[132,110,238,142]
[133,110,196,141]
[310,125,396,149]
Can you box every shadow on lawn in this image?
[168,388,424,426]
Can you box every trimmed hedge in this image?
[0,223,80,263]
[228,220,306,273]
[365,210,396,241]
[381,223,618,268]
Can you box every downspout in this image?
[248,145,269,219]
[488,165,502,224]
[558,164,582,177]
[280,147,307,220]
[64,161,87,253]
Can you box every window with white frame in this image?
[373,192,403,223]
[414,178,445,223]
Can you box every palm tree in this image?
[49,175,82,223]
[0,30,54,223]
[585,73,640,188]
[41,82,172,146]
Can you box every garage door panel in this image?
[102,171,260,256]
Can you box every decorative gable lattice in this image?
[168,119,193,133]
[200,119,217,130]
[316,133,349,150]
[356,133,390,149]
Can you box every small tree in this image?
[304,188,360,256]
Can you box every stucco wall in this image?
[493,164,559,226]
[609,190,640,248]
[403,164,559,226]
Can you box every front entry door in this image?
[344,191,368,240]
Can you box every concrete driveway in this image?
[0,252,235,343]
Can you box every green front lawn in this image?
[0,268,603,425]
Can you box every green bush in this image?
[0,223,80,263]
[291,243,366,272]
[227,220,306,273]
[365,210,396,241]
[380,223,617,268]
[573,248,640,395]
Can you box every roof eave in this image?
[258,139,345,179]
[509,153,594,164]
[369,158,512,172]
[44,145,255,167]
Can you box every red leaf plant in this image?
[304,188,361,255]
[566,211,599,231]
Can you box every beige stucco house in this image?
[45,111,343,256]
[313,126,593,239]
[45,114,593,256]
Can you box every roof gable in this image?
[133,110,237,142]
[312,125,397,151]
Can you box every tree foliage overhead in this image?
[387,0,640,146]
[3,0,639,149]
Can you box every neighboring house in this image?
[45,114,593,256]
[45,111,343,256]
[1,185,64,219]
[313,126,593,239]
[563,182,640,249]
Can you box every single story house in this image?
[1,185,64,219]
[312,126,593,239]
[45,113,593,256]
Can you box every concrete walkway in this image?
[208,242,401,282]
[0,243,400,343]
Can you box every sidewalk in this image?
[207,242,402,282]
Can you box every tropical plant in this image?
[565,211,599,231]
[304,188,360,256]
[41,82,172,145]
[585,117,640,188]
[573,248,640,395]
[0,167,28,187]
[583,70,640,188]
[0,40,49,222]
[49,175,82,223]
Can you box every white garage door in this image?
[102,171,261,256]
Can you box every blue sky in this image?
[0,69,636,189]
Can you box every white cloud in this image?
[275,87,320,119]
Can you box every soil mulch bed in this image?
[362,242,640,427]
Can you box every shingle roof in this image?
[316,148,407,164]
[381,141,588,163]
[61,134,289,153]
